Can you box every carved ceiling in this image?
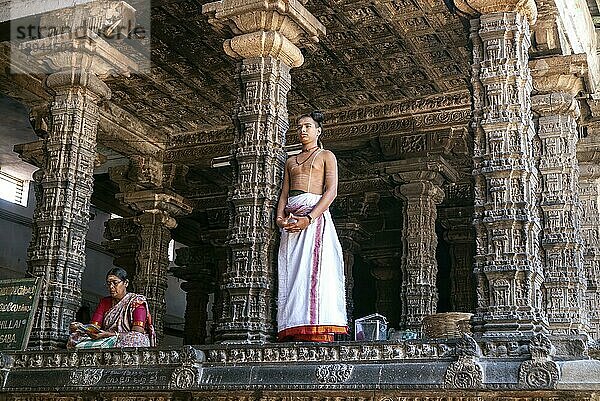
[106,0,471,137]
[1,0,475,249]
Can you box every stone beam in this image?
[530,54,589,96]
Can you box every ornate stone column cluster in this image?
[107,159,192,340]
[386,157,457,333]
[578,159,600,341]
[457,0,546,337]
[203,1,325,342]
[17,2,136,347]
[531,55,589,336]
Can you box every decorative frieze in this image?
[457,0,546,337]
[10,346,204,369]
[204,342,455,364]
[202,0,325,342]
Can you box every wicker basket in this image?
[421,312,473,339]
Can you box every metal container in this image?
[354,313,388,341]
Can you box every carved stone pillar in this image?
[440,210,476,313]
[456,0,546,337]
[19,3,136,347]
[173,245,220,345]
[203,1,325,342]
[120,191,192,341]
[103,217,139,279]
[579,162,600,341]
[531,55,589,336]
[394,172,445,332]
[363,250,401,328]
[337,222,369,329]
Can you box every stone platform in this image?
[1,334,600,400]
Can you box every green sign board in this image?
[0,277,41,351]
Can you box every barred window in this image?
[0,171,29,206]
[168,239,175,262]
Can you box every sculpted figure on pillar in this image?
[457,0,547,338]
[578,161,600,341]
[203,0,326,343]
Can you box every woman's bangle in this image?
[276,216,284,221]
[306,214,313,224]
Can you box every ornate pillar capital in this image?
[120,189,193,224]
[202,0,325,67]
[454,0,537,23]
[385,155,459,188]
[530,54,588,96]
[27,1,137,78]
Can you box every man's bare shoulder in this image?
[319,149,337,162]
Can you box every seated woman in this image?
[67,267,156,348]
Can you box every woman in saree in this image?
[67,267,156,348]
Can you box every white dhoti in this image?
[277,192,348,342]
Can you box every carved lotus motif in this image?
[444,359,483,389]
[70,368,104,386]
[518,360,559,389]
[315,364,353,384]
[170,366,198,390]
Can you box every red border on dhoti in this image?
[277,325,348,342]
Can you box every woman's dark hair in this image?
[106,267,128,282]
[298,110,325,148]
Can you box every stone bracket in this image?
[530,54,589,96]
[119,189,193,219]
[203,0,325,42]
[380,155,460,186]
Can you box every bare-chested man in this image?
[275,111,348,342]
